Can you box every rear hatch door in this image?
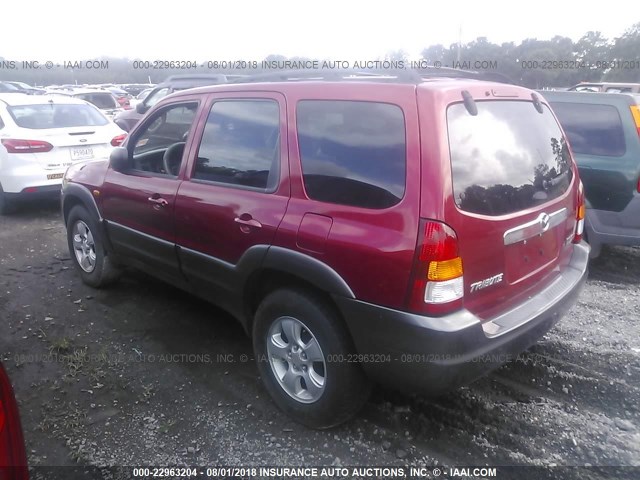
[436,89,579,321]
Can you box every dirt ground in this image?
[1,201,639,480]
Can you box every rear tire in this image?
[66,205,121,287]
[253,288,371,429]
[0,184,17,215]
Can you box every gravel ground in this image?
[1,201,639,480]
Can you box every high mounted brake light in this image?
[406,220,464,316]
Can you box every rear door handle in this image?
[234,216,262,229]
[148,196,168,207]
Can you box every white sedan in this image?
[0,93,126,214]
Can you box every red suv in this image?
[0,363,29,479]
[61,70,589,428]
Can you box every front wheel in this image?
[66,205,121,287]
[253,288,371,429]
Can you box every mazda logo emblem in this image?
[539,213,551,232]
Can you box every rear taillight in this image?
[111,134,127,147]
[573,180,586,244]
[406,220,464,316]
[1,138,53,154]
[631,108,640,193]
[630,105,640,137]
[0,366,29,479]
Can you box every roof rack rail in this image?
[229,68,424,84]
[415,66,513,84]
[230,67,513,85]
[163,73,230,82]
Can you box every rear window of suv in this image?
[448,100,573,216]
[77,93,118,110]
[548,102,626,157]
[297,100,406,209]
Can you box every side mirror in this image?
[109,147,129,172]
[136,102,149,114]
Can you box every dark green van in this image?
[541,91,640,257]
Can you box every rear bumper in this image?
[5,185,61,200]
[1,162,66,194]
[586,200,640,253]
[335,242,589,395]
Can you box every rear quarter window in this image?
[549,102,626,157]
[448,100,573,216]
[297,100,406,209]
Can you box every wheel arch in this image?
[62,183,112,251]
[241,247,355,335]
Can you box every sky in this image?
[1,0,633,62]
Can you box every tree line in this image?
[1,22,638,88]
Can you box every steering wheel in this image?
[163,142,185,176]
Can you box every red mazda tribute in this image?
[61,69,589,428]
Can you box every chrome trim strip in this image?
[503,208,568,246]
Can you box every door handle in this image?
[148,196,168,207]
[234,216,262,229]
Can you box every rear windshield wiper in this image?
[542,169,570,189]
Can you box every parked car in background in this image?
[50,88,124,120]
[568,82,640,93]
[2,81,45,95]
[0,362,29,479]
[542,90,640,257]
[0,93,126,214]
[113,74,229,131]
[0,82,21,93]
[120,84,154,97]
[130,87,154,108]
[62,70,589,428]
[105,87,132,109]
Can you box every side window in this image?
[193,100,280,191]
[550,102,626,157]
[145,88,170,108]
[297,100,406,209]
[166,107,194,125]
[131,102,198,176]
